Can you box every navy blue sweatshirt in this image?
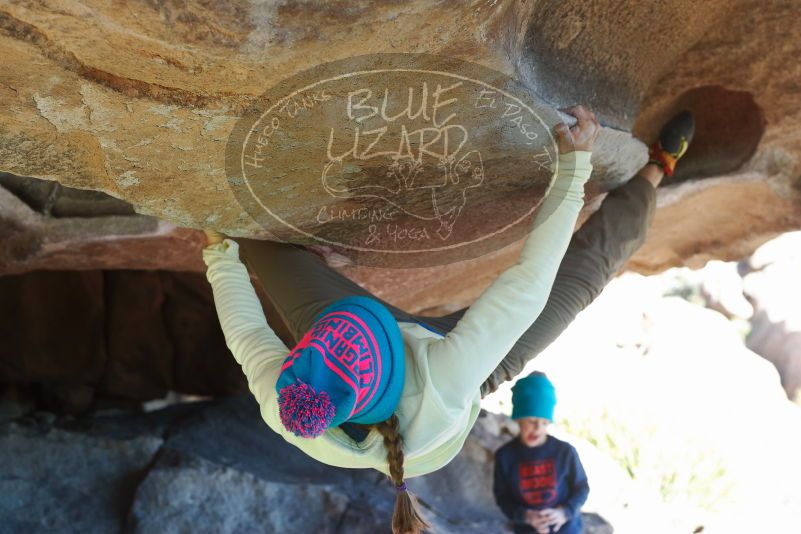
[493,435,589,534]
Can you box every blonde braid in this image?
[374,415,430,534]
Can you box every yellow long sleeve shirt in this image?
[202,150,593,478]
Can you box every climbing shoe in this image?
[647,110,695,177]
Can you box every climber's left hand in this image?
[554,104,600,154]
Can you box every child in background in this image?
[493,372,589,534]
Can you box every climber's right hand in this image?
[554,104,601,154]
[203,229,227,247]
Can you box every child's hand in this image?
[203,229,227,247]
[554,104,600,154]
[539,506,568,531]
[525,510,552,533]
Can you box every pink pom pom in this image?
[278,380,336,438]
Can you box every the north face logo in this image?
[282,311,381,416]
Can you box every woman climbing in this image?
[201,104,694,534]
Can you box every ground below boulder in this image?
[0,395,612,534]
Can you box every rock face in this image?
[0,269,252,412]
[629,0,801,272]
[742,232,801,401]
[0,2,641,245]
[130,452,350,534]
[0,172,204,274]
[0,1,799,289]
[0,423,162,533]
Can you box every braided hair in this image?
[373,415,430,534]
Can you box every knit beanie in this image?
[510,371,557,421]
[276,295,405,438]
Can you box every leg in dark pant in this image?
[236,173,655,395]
[234,239,423,346]
[474,174,657,396]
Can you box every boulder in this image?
[0,269,248,410]
[0,422,162,534]
[742,231,801,400]
[628,0,801,273]
[0,395,613,534]
[0,0,798,298]
[0,270,107,386]
[129,450,349,534]
[0,173,204,275]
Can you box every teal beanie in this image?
[511,371,556,421]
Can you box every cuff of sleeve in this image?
[552,150,593,194]
[202,238,241,266]
[557,150,593,172]
[562,504,575,521]
[513,507,529,524]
